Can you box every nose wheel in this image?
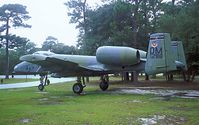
[38,84,44,91]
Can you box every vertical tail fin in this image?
[171,41,187,71]
[145,33,176,75]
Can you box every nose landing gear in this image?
[38,74,50,91]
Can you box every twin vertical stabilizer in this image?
[145,33,186,75]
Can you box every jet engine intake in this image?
[96,46,140,66]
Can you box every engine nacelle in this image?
[96,46,140,66]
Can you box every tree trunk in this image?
[145,73,149,80]
[5,18,9,79]
[86,77,89,83]
[83,0,87,33]
[131,71,138,82]
[132,0,138,48]
[124,72,129,81]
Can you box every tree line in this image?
[0,4,77,77]
[65,0,199,78]
[0,0,199,77]
[0,35,77,75]
[66,0,199,54]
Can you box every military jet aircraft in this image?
[14,33,187,94]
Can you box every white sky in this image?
[1,0,169,47]
[0,0,103,47]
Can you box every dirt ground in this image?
[103,79,199,99]
[109,79,199,90]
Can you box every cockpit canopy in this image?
[33,51,55,56]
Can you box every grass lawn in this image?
[0,78,38,84]
[0,80,199,125]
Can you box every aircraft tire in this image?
[38,84,44,91]
[99,81,109,91]
[73,83,83,94]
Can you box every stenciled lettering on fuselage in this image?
[150,40,163,59]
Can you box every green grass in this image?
[0,81,199,125]
[0,78,38,84]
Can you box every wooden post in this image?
[131,71,138,82]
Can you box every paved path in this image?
[0,75,40,79]
[0,75,76,89]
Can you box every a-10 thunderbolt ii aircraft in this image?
[14,33,187,94]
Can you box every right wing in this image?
[20,54,108,72]
[46,57,109,72]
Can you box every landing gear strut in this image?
[72,75,109,94]
[72,77,86,94]
[38,74,50,91]
[99,75,109,91]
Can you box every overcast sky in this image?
[1,0,103,47]
[1,0,169,47]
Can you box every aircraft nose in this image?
[13,65,18,73]
[13,61,42,74]
[13,61,31,73]
[13,62,23,73]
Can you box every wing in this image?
[20,54,80,70]
[81,64,108,71]
[46,57,78,69]
[46,57,108,72]
[20,54,108,73]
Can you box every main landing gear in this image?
[72,75,109,94]
[38,74,50,91]
[99,75,109,91]
[72,77,86,94]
